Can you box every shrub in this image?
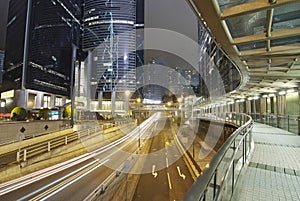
[62,106,72,119]
[38,108,52,120]
[10,107,27,121]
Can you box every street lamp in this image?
[136,98,141,148]
[0,99,6,108]
[0,99,7,115]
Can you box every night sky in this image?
[0,0,197,51]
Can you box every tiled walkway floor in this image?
[232,123,300,201]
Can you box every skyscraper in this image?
[1,0,82,109]
[2,0,142,117]
[83,0,136,93]
[72,0,138,117]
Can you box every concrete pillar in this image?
[15,89,28,109]
[246,100,251,114]
[21,0,32,91]
[111,91,116,117]
[253,100,256,114]
[98,91,103,110]
[50,94,55,108]
[86,50,92,111]
[35,92,43,108]
[124,92,129,112]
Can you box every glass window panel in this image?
[236,41,266,51]
[217,0,255,10]
[55,97,62,106]
[271,35,300,46]
[226,10,267,38]
[270,63,289,68]
[249,65,267,69]
[273,2,300,31]
[43,95,51,108]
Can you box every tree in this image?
[10,107,27,121]
[38,108,52,120]
[62,106,72,119]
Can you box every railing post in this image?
[240,115,243,125]
[213,170,217,199]
[23,149,27,161]
[245,133,248,160]
[65,136,68,145]
[242,137,245,166]
[202,190,207,201]
[16,151,20,162]
[287,115,290,132]
[232,160,235,194]
[298,116,300,135]
[48,141,51,151]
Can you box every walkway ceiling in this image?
[189,0,300,99]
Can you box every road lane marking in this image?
[167,172,172,189]
[177,166,186,180]
[166,157,169,168]
[152,165,158,178]
[28,159,110,201]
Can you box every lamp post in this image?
[0,99,7,115]
[137,97,141,148]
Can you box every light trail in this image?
[0,113,161,198]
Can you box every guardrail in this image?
[84,113,161,201]
[248,113,300,135]
[15,121,133,163]
[84,153,138,201]
[0,124,72,146]
[184,113,253,201]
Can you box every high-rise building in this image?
[1,0,82,109]
[83,0,136,93]
[72,0,139,117]
[2,0,143,117]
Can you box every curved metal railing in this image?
[184,113,253,201]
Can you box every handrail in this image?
[248,112,300,135]
[184,113,253,201]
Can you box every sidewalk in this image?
[232,122,300,201]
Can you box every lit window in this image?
[43,95,51,108]
[55,97,62,106]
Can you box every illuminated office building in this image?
[1,0,82,110]
[74,0,138,116]
[83,0,136,93]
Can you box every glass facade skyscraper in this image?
[28,0,82,96]
[1,0,142,114]
[1,0,82,108]
[83,0,136,93]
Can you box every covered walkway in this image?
[232,122,300,201]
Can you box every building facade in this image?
[83,0,136,93]
[1,0,82,110]
[2,0,143,117]
[72,0,138,117]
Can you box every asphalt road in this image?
[0,113,193,201]
[0,131,140,201]
[133,118,194,201]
